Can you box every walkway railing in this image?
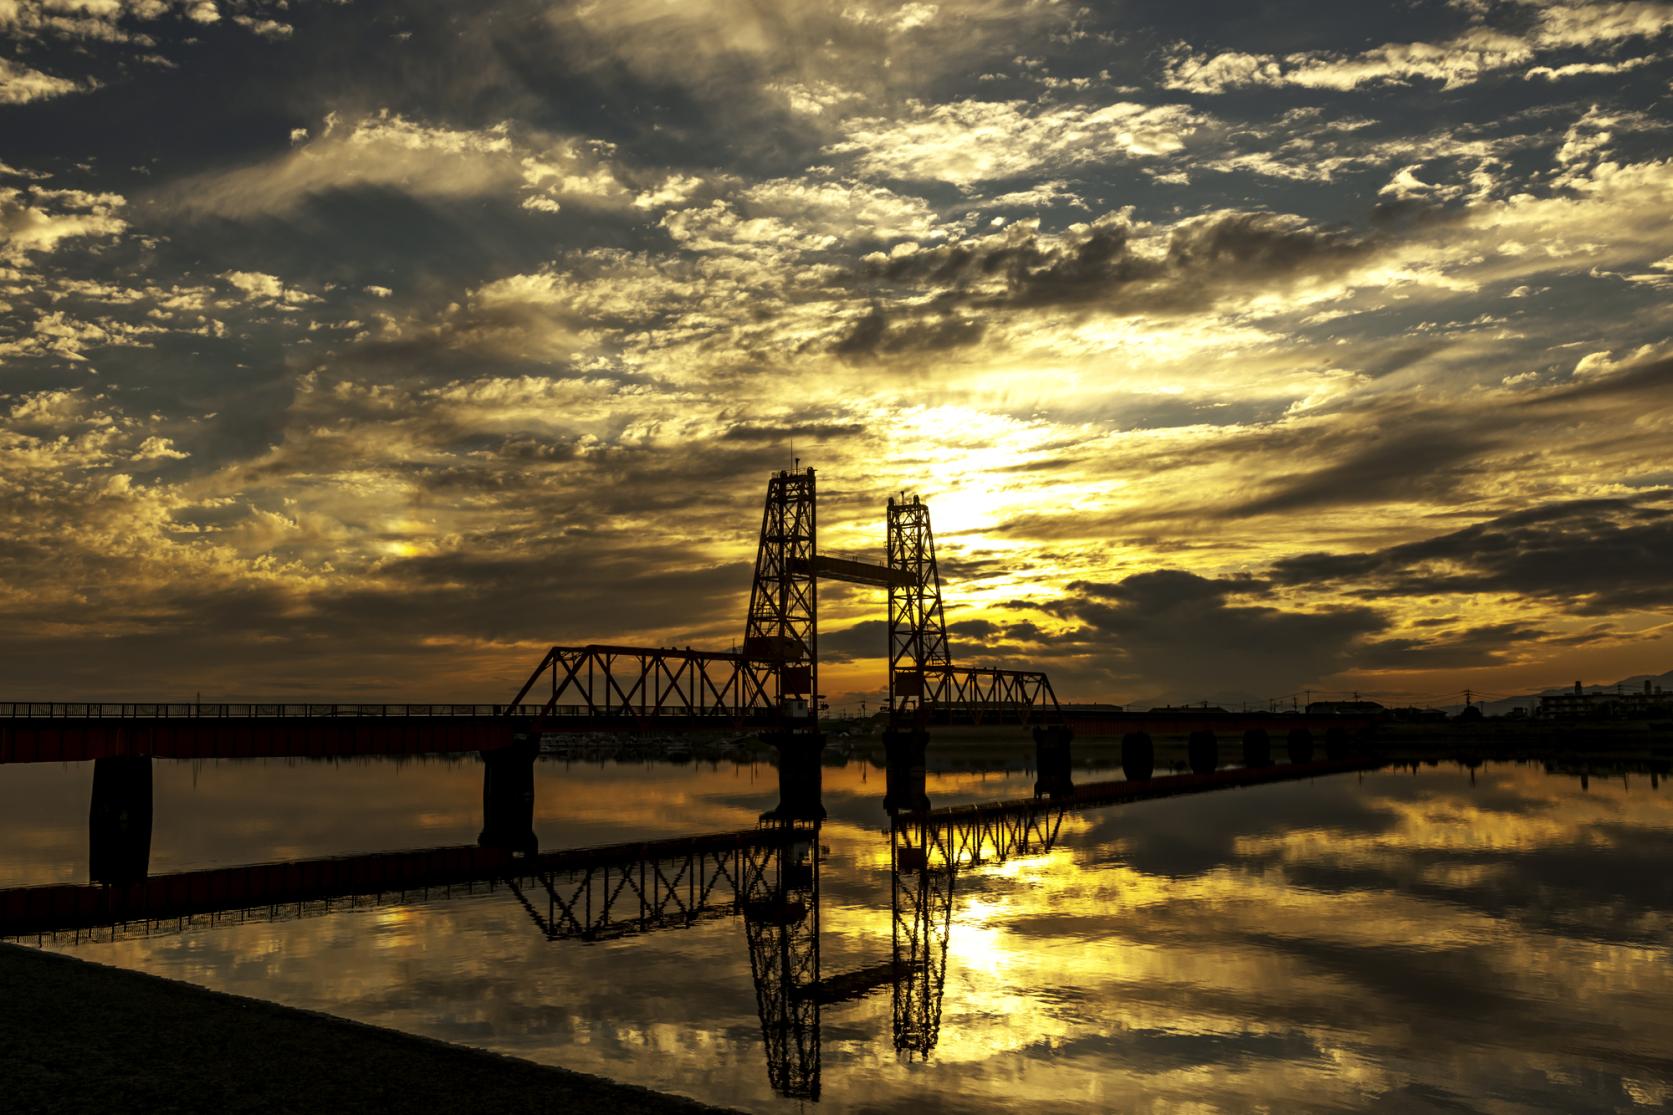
[2,702,611,719]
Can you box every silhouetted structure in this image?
[6,467,1382,765]
[1,749,1390,1104]
[1538,679,1673,720]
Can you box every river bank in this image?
[0,944,736,1114]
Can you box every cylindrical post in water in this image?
[1122,731,1154,781]
[1188,729,1219,774]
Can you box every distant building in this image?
[1388,706,1448,722]
[1306,700,1385,716]
[1538,679,1673,720]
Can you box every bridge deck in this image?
[0,705,778,763]
[0,825,811,940]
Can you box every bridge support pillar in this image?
[1121,731,1154,781]
[1032,725,1074,799]
[883,726,929,815]
[479,736,538,854]
[1242,729,1272,768]
[1325,725,1350,761]
[1188,730,1219,775]
[89,756,152,885]
[1287,727,1314,764]
[765,731,825,822]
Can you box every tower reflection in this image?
[889,814,953,1059]
[743,821,822,1100]
[739,788,1070,1100]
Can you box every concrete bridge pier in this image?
[478,736,539,854]
[89,756,152,885]
[1242,729,1272,768]
[1121,731,1154,781]
[1188,730,1219,774]
[1286,727,1315,764]
[1325,725,1351,761]
[883,726,929,815]
[1032,725,1075,798]
[765,730,826,822]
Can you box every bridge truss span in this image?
[505,644,780,723]
[923,804,1065,873]
[513,835,794,941]
[906,665,1060,725]
[0,826,817,946]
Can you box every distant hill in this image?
[1117,669,1673,717]
[1476,669,1673,717]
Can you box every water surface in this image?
[2,754,1669,1112]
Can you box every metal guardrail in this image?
[0,702,620,719]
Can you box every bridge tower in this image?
[744,468,818,724]
[745,468,824,819]
[883,495,947,813]
[886,494,950,722]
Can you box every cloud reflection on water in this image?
[0,757,1668,1112]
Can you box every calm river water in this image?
[3,752,1670,1112]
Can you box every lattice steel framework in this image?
[512,841,786,941]
[743,469,818,721]
[918,667,1059,723]
[886,495,950,721]
[1,827,815,944]
[504,645,778,721]
[744,822,822,1100]
[890,804,1065,1057]
[923,804,1065,871]
[885,495,1060,725]
[889,815,954,1058]
[489,469,1064,731]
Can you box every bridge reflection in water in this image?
[0,750,1386,1102]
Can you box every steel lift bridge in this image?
[0,466,1063,768]
[501,467,1066,796]
[497,467,1071,1098]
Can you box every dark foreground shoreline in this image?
[0,944,737,1115]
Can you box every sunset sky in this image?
[2,0,1671,707]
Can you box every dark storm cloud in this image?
[0,547,760,698]
[1239,418,1495,516]
[1356,622,1553,670]
[4,0,1673,707]
[994,350,1673,539]
[830,302,985,358]
[1271,492,1673,614]
[861,208,1374,318]
[1044,570,1387,698]
[820,619,887,663]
